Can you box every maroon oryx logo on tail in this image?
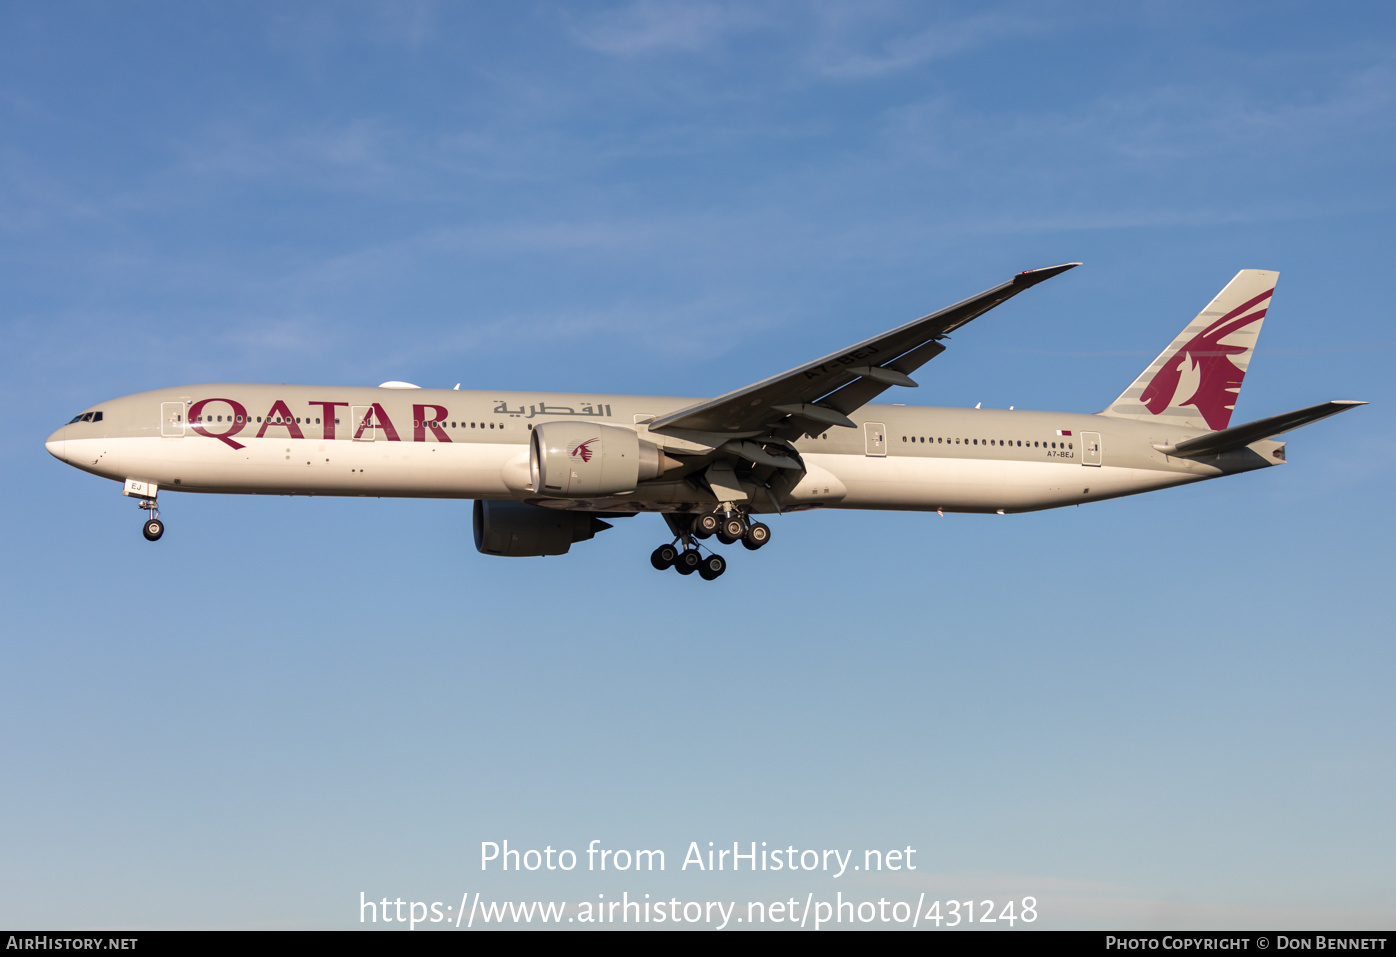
[1140,288,1272,431]
[570,437,600,462]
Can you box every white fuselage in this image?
[46,384,1281,515]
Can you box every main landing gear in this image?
[650,509,771,581]
[692,511,770,550]
[651,543,727,580]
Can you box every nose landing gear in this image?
[123,480,165,542]
[137,498,164,541]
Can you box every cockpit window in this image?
[66,411,102,424]
[68,414,83,424]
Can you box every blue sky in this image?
[2,1,1393,930]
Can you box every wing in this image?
[649,263,1079,441]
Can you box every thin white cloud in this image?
[171,117,397,188]
[859,60,1396,226]
[816,11,1043,78]
[265,0,439,57]
[570,0,763,56]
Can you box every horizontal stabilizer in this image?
[1153,400,1367,457]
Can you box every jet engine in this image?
[473,500,613,557]
[529,421,675,498]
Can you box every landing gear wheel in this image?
[675,549,701,575]
[691,514,719,539]
[650,543,679,570]
[742,522,771,550]
[717,517,746,545]
[697,553,727,581]
[142,518,164,542]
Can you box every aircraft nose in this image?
[45,428,66,462]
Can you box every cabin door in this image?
[1081,431,1102,466]
[351,405,376,442]
[160,401,185,437]
[864,422,887,456]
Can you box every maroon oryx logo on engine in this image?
[570,437,600,462]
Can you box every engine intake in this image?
[473,500,612,557]
[529,421,673,498]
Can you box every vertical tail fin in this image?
[1100,269,1278,432]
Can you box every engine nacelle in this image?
[529,421,670,498]
[473,500,612,557]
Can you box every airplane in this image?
[45,264,1365,580]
